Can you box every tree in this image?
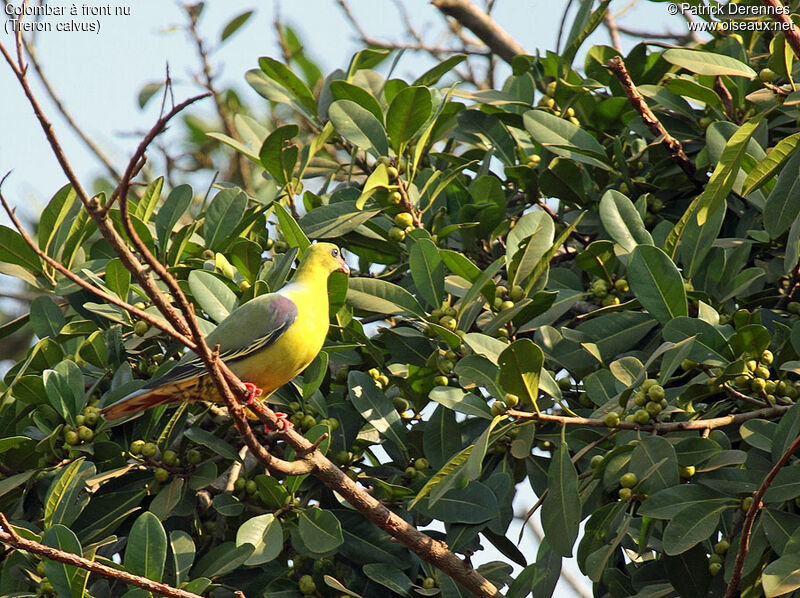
[2,2,800,598]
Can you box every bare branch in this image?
[726,431,800,597]
[432,0,526,64]
[0,513,204,598]
[605,56,698,183]
[604,11,622,51]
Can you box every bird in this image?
[101,242,349,425]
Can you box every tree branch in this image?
[508,405,790,433]
[725,431,800,598]
[605,56,698,183]
[431,0,526,64]
[0,513,203,598]
[762,0,800,58]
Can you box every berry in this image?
[761,350,774,365]
[187,449,201,464]
[501,300,515,311]
[134,320,150,337]
[405,466,418,479]
[647,385,665,401]
[65,431,79,445]
[302,415,317,429]
[680,359,697,371]
[634,409,651,425]
[334,450,351,466]
[755,366,770,380]
[141,442,158,458]
[439,359,454,373]
[394,212,414,228]
[679,465,695,479]
[299,574,317,596]
[504,393,519,408]
[388,226,406,242]
[709,562,722,576]
[386,166,399,180]
[618,487,632,501]
[130,440,145,455]
[741,496,754,511]
[604,412,620,427]
[393,397,410,412]
[439,315,457,330]
[590,455,604,469]
[620,473,638,488]
[714,540,730,554]
[234,477,246,492]
[163,450,179,466]
[388,190,402,204]
[510,285,525,301]
[789,301,800,314]
[245,480,257,495]
[84,412,98,426]
[491,402,507,416]
[415,458,429,470]
[433,375,449,387]
[422,577,436,589]
[614,279,629,293]
[759,68,777,83]
[154,467,169,482]
[77,426,94,442]
[751,378,766,392]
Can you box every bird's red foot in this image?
[265,411,293,433]
[243,382,263,405]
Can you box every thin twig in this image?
[604,12,622,51]
[725,432,800,598]
[0,513,203,598]
[605,56,698,183]
[507,405,790,433]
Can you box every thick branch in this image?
[726,431,800,598]
[762,0,800,58]
[0,514,203,598]
[605,56,698,182]
[431,0,526,63]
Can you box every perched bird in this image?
[101,243,349,423]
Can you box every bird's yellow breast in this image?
[233,282,329,396]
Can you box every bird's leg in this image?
[243,382,262,405]
[269,412,294,433]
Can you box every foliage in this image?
[3,6,800,598]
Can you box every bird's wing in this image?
[142,292,298,388]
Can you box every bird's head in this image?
[303,242,350,276]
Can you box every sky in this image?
[0,1,690,596]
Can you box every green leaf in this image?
[328,99,389,157]
[188,270,237,324]
[628,245,688,324]
[765,149,800,238]
[40,184,77,255]
[773,403,800,463]
[184,427,243,462]
[628,436,679,494]
[169,530,195,586]
[678,198,725,280]
[639,485,731,519]
[507,211,554,286]
[386,86,432,152]
[42,524,83,598]
[76,330,108,369]
[356,163,390,209]
[0,225,42,273]
[133,176,163,223]
[409,238,445,308]
[105,257,131,301]
[348,371,407,457]
[347,277,425,317]
[273,202,311,253]
[742,131,800,196]
[730,324,771,358]
[204,188,247,251]
[30,295,66,339]
[259,124,299,185]
[236,513,284,565]
[300,201,380,238]
[44,360,87,425]
[329,80,384,123]
[765,467,800,503]
[410,445,472,509]
[155,184,193,253]
[663,48,756,77]
[662,502,729,555]
[576,240,616,281]
[695,118,761,225]
[150,478,184,520]
[429,386,493,419]
[415,481,498,523]
[523,110,610,170]
[363,563,413,597]
[299,507,343,552]
[599,190,653,253]
[662,317,733,365]
[541,442,580,557]
[413,54,466,86]
[763,555,800,597]
[192,542,253,579]
[498,339,543,408]
[220,10,253,42]
[423,405,462,470]
[255,475,289,508]
[454,355,504,402]
[346,48,392,78]
[138,81,163,109]
[124,511,167,581]
[259,56,317,118]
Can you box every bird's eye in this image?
[331,248,339,258]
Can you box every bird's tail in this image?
[101,382,194,421]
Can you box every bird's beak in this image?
[338,255,350,275]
